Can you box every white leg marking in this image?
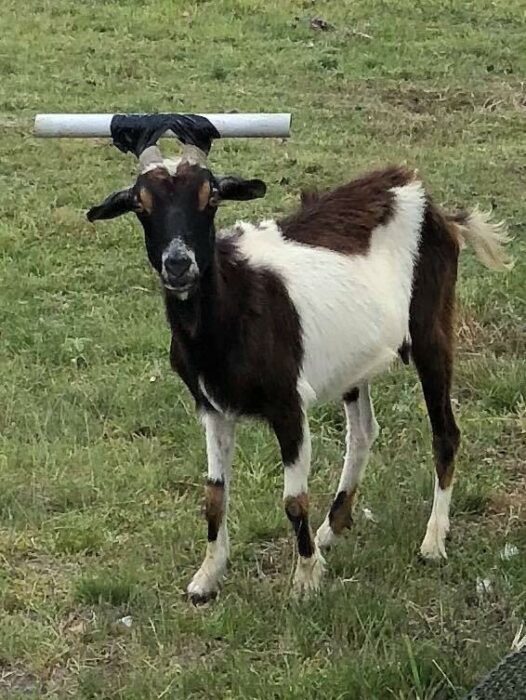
[187,527,230,600]
[420,477,452,560]
[187,412,236,601]
[283,417,311,499]
[314,518,336,550]
[315,383,379,549]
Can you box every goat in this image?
[87,144,511,602]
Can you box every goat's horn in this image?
[179,143,208,167]
[139,145,164,172]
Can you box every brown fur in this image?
[198,181,211,211]
[409,200,461,491]
[328,488,357,534]
[139,187,154,213]
[279,166,415,255]
[300,189,322,207]
[284,493,309,519]
[284,493,313,558]
[146,167,172,183]
[204,479,225,542]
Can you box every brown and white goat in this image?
[87,145,511,601]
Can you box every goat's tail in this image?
[447,208,513,271]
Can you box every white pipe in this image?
[34,113,291,138]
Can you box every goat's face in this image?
[136,162,218,298]
[87,146,266,300]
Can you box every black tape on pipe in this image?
[110,113,221,156]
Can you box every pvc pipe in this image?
[34,113,291,139]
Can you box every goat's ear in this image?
[215,176,267,202]
[86,188,136,222]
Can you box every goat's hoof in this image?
[292,549,326,598]
[419,518,449,562]
[187,572,220,605]
[188,589,218,606]
[419,539,448,563]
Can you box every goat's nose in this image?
[164,256,192,279]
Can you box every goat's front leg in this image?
[187,410,236,603]
[274,408,325,597]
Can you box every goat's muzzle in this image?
[161,247,199,300]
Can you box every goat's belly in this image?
[299,337,405,406]
[299,346,398,405]
[294,283,410,406]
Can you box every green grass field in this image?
[0,1,525,697]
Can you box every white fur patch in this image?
[161,241,198,299]
[227,181,426,404]
[283,416,311,496]
[204,411,236,482]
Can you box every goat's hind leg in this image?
[413,342,460,559]
[315,382,379,550]
[412,333,460,561]
[409,202,461,560]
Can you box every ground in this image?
[0,1,525,698]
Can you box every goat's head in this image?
[87,144,266,299]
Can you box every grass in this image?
[0,0,525,697]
